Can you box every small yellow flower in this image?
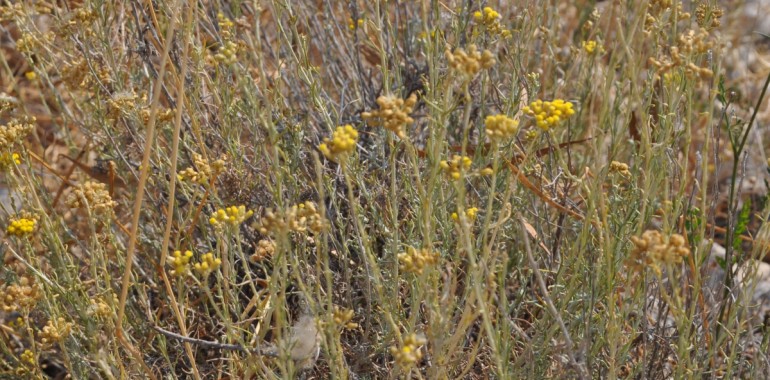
[209,205,254,227]
[480,167,495,176]
[521,99,576,131]
[581,40,604,54]
[168,250,193,277]
[440,155,472,180]
[348,17,364,31]
[451,207,479,222]
[472,6,510,37]
[484,114,519,141]
[194,252,222,275]
[390,333,427,368]
[0,152,20,170]
[6,217,35,237]
[319,125,359,162]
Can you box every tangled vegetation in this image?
[2,0,770,378]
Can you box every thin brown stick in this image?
[152,326,278,357]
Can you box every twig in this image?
[152,326,278,357]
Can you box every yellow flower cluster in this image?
[0,276,41,312]
[20,349,35,366]
[168,250,193,277]
[484,114,519,141]
[67,181,117,218]
[250,239,275,263]
[348,17,363,31]
[390,333,427,368]
[440,155,472,180]
[39,317,73,347]
[332,306,358,330]
[445,45,496,78]
[215,12,239,64]
[257,201,325,235]
[319,125,359,162]
[473,7,511,37]
[452,207,479,222]
[209,205,254,227]
[362,93,417,140]
[582,40,604,55]
[521,99,575,130]
[6,217,36,237]
[398,247,439,275]
[178,153,226,185]
[0,152,20,170]
[627,230,690,276]
[194,252,222,275]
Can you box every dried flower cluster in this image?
[332,306,358,330]
[521,99,575,130]
[445,45,496,78]
[39,317,73,347]
[695,3,723,30]
[645,0,691,35]
[257,201,325,235]
[609,161,631,177]
[398,247,439,275]
[177,153,227,185]
[648,29,714,81]
[390,333,427,368]
[0,276,41,312]
[362,94,417,140]
[627,230,690,275]
[67,181,117,218]
[484,114,519,141]
[440,155,472,180]
[250,239,275,263]
[319,125,358,162]
[0,117,34,150]
[472,7,510,38]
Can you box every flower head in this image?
[398,247,439,275]
[484,114,519,141]
[319,125,358,162]
[390,333,427,368]
[209,205,254,227]
[445,45,496,78]
[6,217,35,237]
[168,250,193,277]
[473,7,511,37]
[521,99,575,131]
[440,155,472,180]
[362,94,417,140]
[194,252,222,275]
